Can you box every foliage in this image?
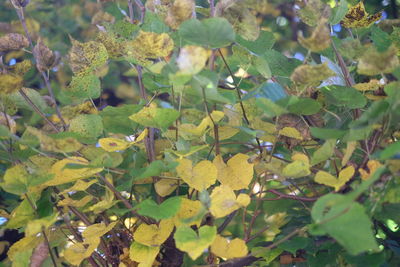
[0,0,399,266]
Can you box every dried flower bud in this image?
[0,33,29,53]
[10,0,30,8]
[33,39,57,72]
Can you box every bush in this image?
[0,0,399,266]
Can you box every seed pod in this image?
[0,33,29,53]
[33,39,58,72]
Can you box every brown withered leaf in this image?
[0,73,24,95]
[341,2,382,28]
[291,63,335,89]
[0,33,29,53]
[68,38,109,75]
[165,0,195,29]
[298,20,330,52]
[33,39,57,72]
[357,45,399,76]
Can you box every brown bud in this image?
[10,0,30,8]
[33,39,57,72]
[0,33,29,53]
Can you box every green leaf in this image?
[129,106,180,129]
[263,50,302,77]
[69,114,103,139]
[174,225,217,260]
[380,141,400,160]
[243,82,287,101]
[371,26,392,52]
[329,0,348,25]
[286,97,322,115]
[136,197,182,220]
[65,74,101,101]
[278,237,310,254]
[311,139,336,166]
[9,88,48,112]
[310,127,346,140]
[311,194,379,255]
[320,85,367,109]
[178,18,235,48]
[100,105,141,135]
[131,160,177,181]
[256,98,287,118]
[236,30,275,55]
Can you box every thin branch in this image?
[217,49,263,154]
[265,189,318,202]
[14,7,67,129]
[19,89,60,132]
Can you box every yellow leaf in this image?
[45,157,103,186]
[155,178,179,197]
[353,79,381,91]
[210,235,248,259]
[314,166,355,191]
[211,126,239,140]
[298,20,330,52]
[341,2,382,28]
[129,241,160,267]
[7,235,43,262]
[65,222,118,265]
[341,141,357,166]
[279,127,303,140]
[177,45,208,75]
[264,212,288,241]
[25,213,58,236]
[60,179,97,194]
[359,160,382,180]
[133,219,174,247]
[282,153,311,178]
[180,110,225,138]
[213,153,254,190]
[99,138,131,152]
[176,158,217,191]
[0,73,23,94]
[173,198,203,227]
[210,185,250,218]
[124,31,174,64]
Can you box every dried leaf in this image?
[341,2,382,28]
[0,73,23,94]
[33,39,57,72]
[0,33,29,52]
[359,160,382,180]
[357,45,399,76]
[298,20,330,52]
[68,38,108,75]
[165,0,195,29]
[291,63,335,89]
